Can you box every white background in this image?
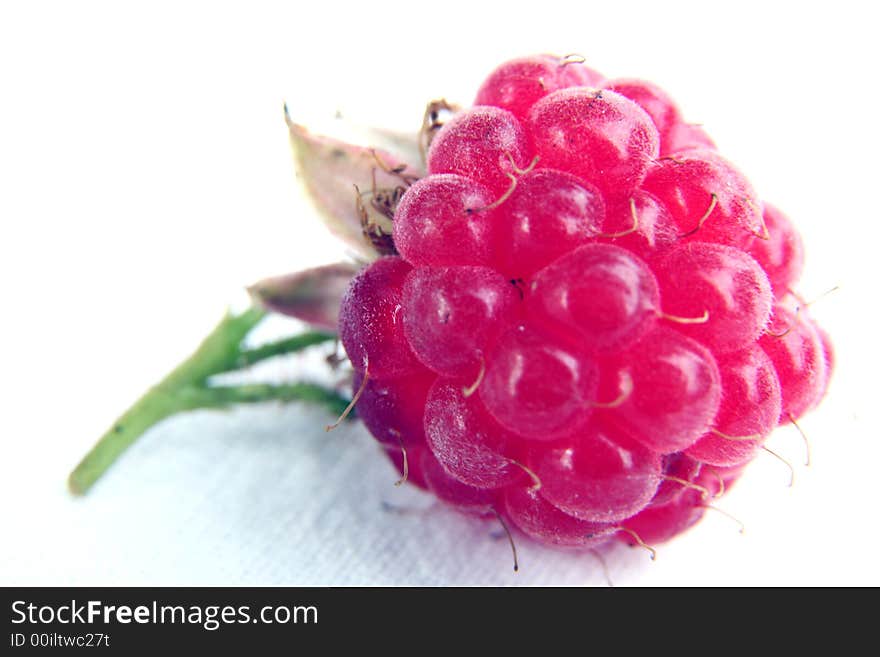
[2,0,877,585]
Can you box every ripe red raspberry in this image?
[338,54,833,562]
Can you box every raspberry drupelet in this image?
[339,54,833,559]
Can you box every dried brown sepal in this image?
[419,98,460,163]
[248,262,361,331]
[358,126,424,169]
[355,184,398,256]
[285,108,422,260]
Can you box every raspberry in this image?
[502,486,614,548]
[495,168,605,278]
[641,150,763,249]
[663,122,716,155]
[474,55,603,122]
[420,448,497,515]
[402,265,517,378]
[337,54,834,561]
[526,423,662,523]
[602,78,681,147]
[426,106,531,194]
[527,243,659,353]
[652,243,773,354]
[620,462,723,546]
[619,487,708,546]
[598,190,678,259]
[424,378,524,489]
[747,203,805,296]
[338,256,420,377]
[528,87,659,195]
[651,453,703,507]
[393,174,499,268]
[384,444,429,491]
[474,56,563,120]
[599,327,722,453]
[759,304,828,420]
[684,346,782,467]
[479,323,599,440]
[353,368,435,448]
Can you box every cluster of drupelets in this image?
[337,55,832,561]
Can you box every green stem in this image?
[68,307,346,496]
[67,387,201,496]
[190,382,352,416]
[231,331,336,370]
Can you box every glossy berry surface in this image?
[602,78,680,145]
[641,150,763,249]
[528,87,659,195]
[353,368,435,448]
[393,174,499,268]
[424,378,524,489]
[747,203,805,296]
[475,55,603,121]
[599,190,678,259]
[653,243,773,354]
[651,453,702,507]
[420,449,497,515]
[479,324,599,440]
[338,257,419,377]
[502,486,614,547]
[526,423,662,523]
[684,347,782,466]
[402,265,517,377]
[338,54,833,558]
[495,168,604,277]
[759,304,828,420]
[528,243,659,353]
[426,106,531,194]
[600,327,721,453]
